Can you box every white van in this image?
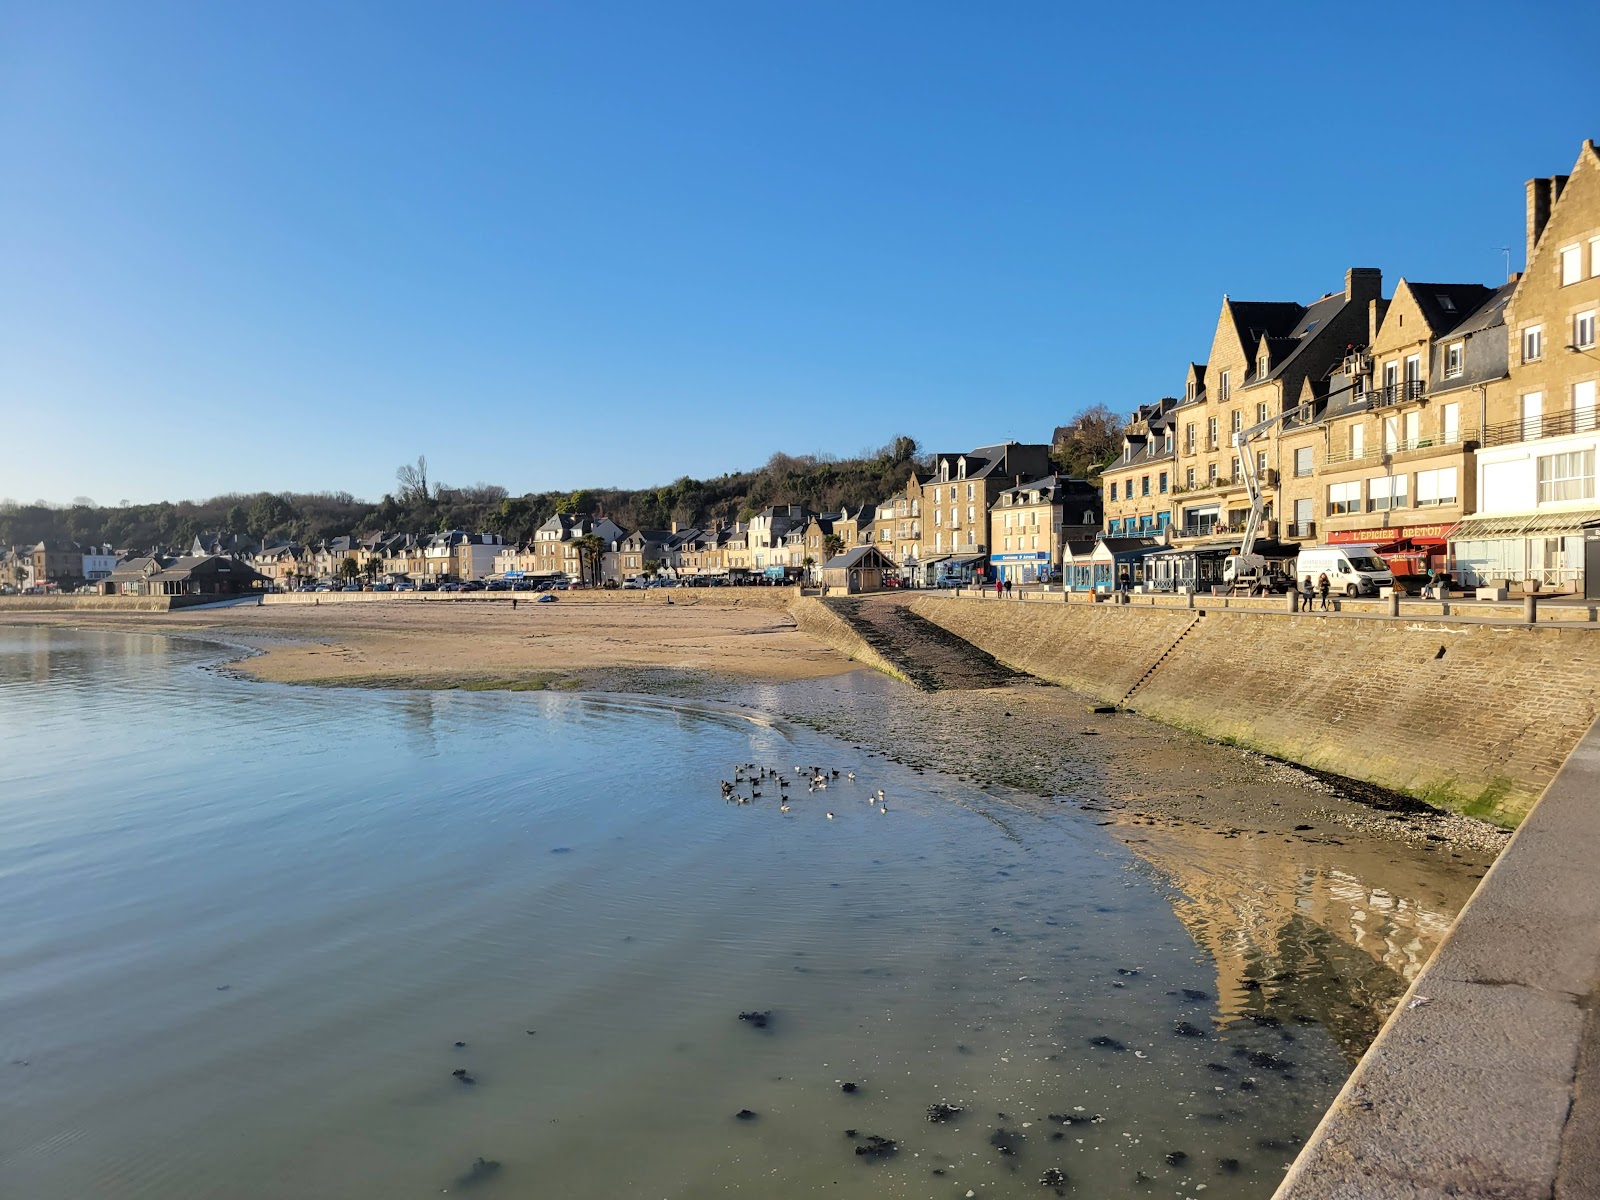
[1295,545,1393,598]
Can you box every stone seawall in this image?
[0,595,216,613]
[909,595,1600,825]
[786,596,912,684]
[260,587,802,610]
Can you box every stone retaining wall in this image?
[0,595,213,613]
[910,594,1600,825]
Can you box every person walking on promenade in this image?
[1118,569,1130,596]
[1300,574,1314,610]
[1317,572,1331,611]
[995,577,1003,599]
[1423,567,1438,600]
[511,595,517,610]
[1004,578,1013,598]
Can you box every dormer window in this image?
[1186,380,1196,401]
[940,460,950,482]
[1258,353,1270,379]
[957,459,967,479]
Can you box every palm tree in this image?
[572,533,606,587]
[363,557,382,586]
[339,556,361,586]
[822,533,845,560]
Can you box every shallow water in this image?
[0,628,1420,1198]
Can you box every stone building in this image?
[1452,139,1600,594]
[1312,279,1511,573]
[1099,398,1179,536]
[875,471,928,576]
[988,474,1103,583]
[918,442,1052,584]
[1168,269,1383,546]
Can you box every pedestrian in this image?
[1118,568,1130,596]
[1300,574,1314,610]
[1423,567,1438,600]
[995,577,1003,599]
[1317,571,1331,611]
[512,595,517,610]
[1004,578,1013,597]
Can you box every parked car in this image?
[621,578,645,590]
[370,583,392,592]
[340,585,360,592]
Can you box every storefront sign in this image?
[1328,523,1450,545]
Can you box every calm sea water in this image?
[1,628,1363,1199]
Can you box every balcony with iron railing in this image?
[1324,426,1480,466]
[1287,520,1316,539]
[1482,407,1600,448]
[1365,378,1428,409]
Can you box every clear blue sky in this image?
[4,1,1598,507]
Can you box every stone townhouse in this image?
[1453,140,1600,594]
[617,528,683,579]
[381,535,428,580]
[875,472,929,574]
[832,504,876,549]
[1311,279,1511,569]
[251,542,306,586]
[516,515,626,581]
[1100,398,1179,536]
[919,442,1052,584]
[723,525,750,575]
[31,540,83,587]
[745,505,813,577]
[988,474,1103,583]
[1168,270,1383,546]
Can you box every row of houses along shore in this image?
[6,141,1600,601]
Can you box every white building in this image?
[1453,412,1598,591]
[81,544,119,581]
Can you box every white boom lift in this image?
[1221,404,1310,592]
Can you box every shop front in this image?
[1448,510,1600,593]
[1328,524,1452,581]
[989,549,1052,584]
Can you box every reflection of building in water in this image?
[1124,832,1460,1061]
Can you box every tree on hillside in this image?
[396,456,431,505]
[553,489,593,516]
[1050,405,1123,477]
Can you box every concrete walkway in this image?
[1274,716,1600,1199]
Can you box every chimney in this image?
[1526,177,1555,266]
[670,520,678,534]
[1344,268,1382,304]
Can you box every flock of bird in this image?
[719,763,889,819]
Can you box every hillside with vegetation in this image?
[2,437,931,551]
[3,412,1123,554]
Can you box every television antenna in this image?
[1495,246,1512,281]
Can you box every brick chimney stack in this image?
[1344,267,1382,304]
[1525,175,1567,266]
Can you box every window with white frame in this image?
[1328,481,1361,515]
[1219,371,1231,400]
[1231,410,1242,433]
[1522,392,1543,441]
[1294,446,1313,476]
[1523,325,1544,362]
[1404,410,1421,447]
[1576,310,1596,349]
[1368,475,1408,512]
[1207,462,1219,483]
[1258,353,1269,379]
[1537,449,1595,503]
[1383,414,1399,451]
[1185,468,1195,489]
[1561,244,1583,286]
[1350,424,1365,458]
[1207,417,1218,447]
[1444,341,1464,378]
[1416,467,1458,507]
[1185,422,1196,452]
[1257,449,1268,476]
[1256,402,1269,424]
[1442,402,1460,443]
[1577,381,1597,433]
